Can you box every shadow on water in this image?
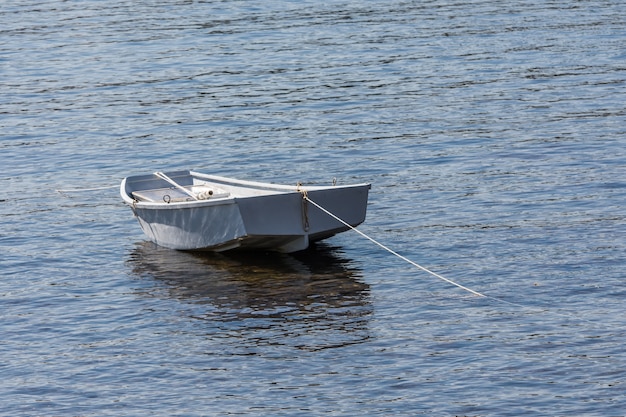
[127,241,372,351]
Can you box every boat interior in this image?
[127,171,295,203]
[131,185,230,203]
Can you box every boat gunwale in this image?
[121,171,371,210]
[189,171,371,193]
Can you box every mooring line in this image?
[56,184,119,195]
[305,195,614,326]
[303,196,486,298]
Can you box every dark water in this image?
[2,1,625,415]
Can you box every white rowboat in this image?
[121,170,370,253]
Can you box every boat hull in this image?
[121,171,370,253]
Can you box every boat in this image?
[120,170,370,253]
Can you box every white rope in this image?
[56,184,118,195]
[304,195,486,297]
[304,195,609,326]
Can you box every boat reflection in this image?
[127,241,372,350]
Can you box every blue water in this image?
[2,1,625,415]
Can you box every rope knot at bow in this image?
[297,182,310,232]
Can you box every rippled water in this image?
[2,1,625,415]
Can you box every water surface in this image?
[1,1,625,415]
